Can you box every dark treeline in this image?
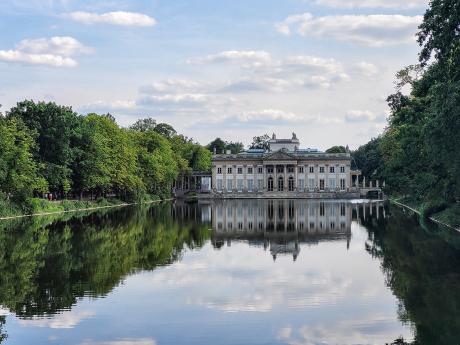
[352,0,460,212]
[0,101,212,208]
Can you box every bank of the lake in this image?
[390,196,460,232]
[0,195,164,220]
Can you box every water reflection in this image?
[0,200,458,344]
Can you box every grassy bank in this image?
[390,196,460,231]
[0,194,162,219]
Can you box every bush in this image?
[420,199,448,219]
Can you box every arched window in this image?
[288,176,295,191]
[268,177,274,191]
[278,176,284,191]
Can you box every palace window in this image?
[217,179,223,191]
[227,179,233,191]
[258,179,264,190]
[309,166,314,173]
[277,166,284,173]
[340,166,345,173]
[217,167,222,174]
[237,167,243,174]
[287,166,294,173]
[340,178,346,190]
[319,179,325,190]
[237,179,243,191]
[329,166,335,173]
[329,178,336,189]
[288,177,295,191]
[319,166,325,173]
[247,167,253,174]
[308,178,315,189]
[267,166,274,173]
[298,179,304,189]
[268,177,274,191]
[227,167,232,174]
[248,179,254,191]
[278,176,284,191]
[258,166,263,174]
[298,166,304,173]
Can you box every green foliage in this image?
[0,102,211,212]
[6,100,80,195]
[356,0,460,212]
[0,117,47,202]
[207,137,244,154]
[249,134,270,150]
[326,145,347,154]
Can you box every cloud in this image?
[65,11,156,27]
[276,13,423,47]
[139,79,203,94]
[0,36,90,67]
[188,50,273,68]
[137,93,209,106]
[237,109,300,122]
[80,339,156,345]
[352,61,380,78]
[82,99,137,111]
[345,110,385,123]
[18,311,95,329]
[313,0,428,9]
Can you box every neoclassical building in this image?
[211,133,360,198]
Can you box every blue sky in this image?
[0,0,428,149]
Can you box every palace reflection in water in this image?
[2,199,460,345]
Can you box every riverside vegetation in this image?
[351,0,460,228]
[0,102,212,217]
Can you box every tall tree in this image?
[250,134,270,150]
[0,117,47,201]
[6,100,80,196]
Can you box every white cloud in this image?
[80,339,156,345]
[16,36,92,56]
[82,99,137,111]
[0,36,90,67]
[352,61,380,78]
[345,110,384,122]
[18,310,95,329]
[188,50,273,68]
[139,79,203,94]
[237,109,300,122]
[314,0,428,9]
[276,13,423,47]
[137,93,209,106]
[66,11,156,27]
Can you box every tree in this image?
[207,138,227,154]
[154,123,176,138]
[326,146,347,154]
[6,100,80,196]
[130,118,157,132]
[0,117,47,201]
[75,114,142,199]
[250,134,270,150]
[225,141,244,154]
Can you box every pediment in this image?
[264,150,296,161]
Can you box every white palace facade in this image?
[211,133,361,198]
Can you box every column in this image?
[263,164,267,191]
[294,163,298,191]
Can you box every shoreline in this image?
[0,198,175,221]
[390,199,460,232]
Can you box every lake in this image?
[1,199,459,345]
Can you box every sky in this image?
[0,0,428,150]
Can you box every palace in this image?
[211,133,361,198]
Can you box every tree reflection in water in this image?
[0,203,211,321]
[365,205,460,345]
[0,200,460,345]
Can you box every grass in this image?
[434,203,460,229]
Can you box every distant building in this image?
[211,133,360,198]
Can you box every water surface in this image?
[1,199,459,345]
